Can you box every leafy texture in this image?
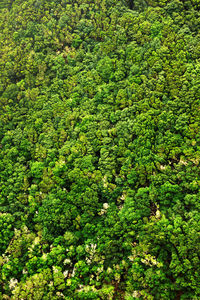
[0,0,200,299]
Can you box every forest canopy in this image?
[0,0,200,299]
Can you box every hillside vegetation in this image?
[0,0,200,299]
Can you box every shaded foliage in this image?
[0,0,200,299]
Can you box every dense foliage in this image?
[0,0,200,298]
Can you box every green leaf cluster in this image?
[0,0,200,299]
